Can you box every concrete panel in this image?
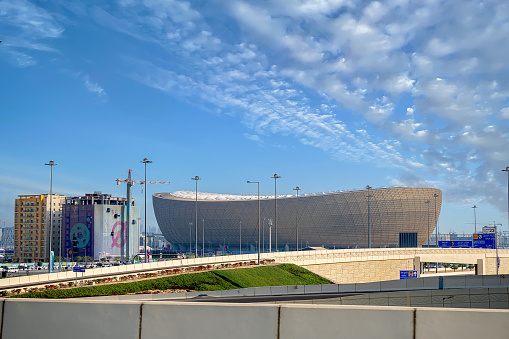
[465,275,484,288]
[421,276,439,290]
[381,279,406,291]
[443,276,466,289]
[482,275,501,287]
[254,286,271,296]
[151,292,187,300]
[270,285,288,296]
[321,284,339,294]
[18,276,30,285]
[303,285,321,294]
[338,283,356,293]
[142,302,278,339]
[2,300,141,339]
[500,274,509,286]
[287,285,305,295]
[405,277,424,290]
[356,281,381,292]
[280,305,413,339]
[416,308,509,339]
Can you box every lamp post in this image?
[247,181,261,264]
[425,200,430,247]
[262,218,265,253]
[191,176,200,257]
[433,192,439,273]
[271,174,281,251]
[366,185,372,248]
[45,160,56,271]
[189,222,192,254]
[433,193,439,242]
[472,205,477,234]
[239,221,242,255]
[141,158,152,262]
[268,219,273,253]
[202,219,205,257]
[502,167,509,238]
[293,186,301,251]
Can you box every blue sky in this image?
[1,0,509,235]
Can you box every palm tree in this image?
[442,263,449,272]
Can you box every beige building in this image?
[14,194,65,263]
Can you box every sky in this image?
[1,0,509,236]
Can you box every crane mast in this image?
[116,170,169,262]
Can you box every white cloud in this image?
[83,75,108,101]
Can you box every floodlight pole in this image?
[191,176,200,257]
[293,186,301,251]
[502,167,509,239]
[271,174,281,251]
[247,181,261,264]
[141,158,152,263]
[472,205,477,234]
[425,200,430,247]
[366,185,372,248]
[45,160,56,271]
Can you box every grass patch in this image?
[11,264,332,299]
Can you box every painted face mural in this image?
[70,223,90,248]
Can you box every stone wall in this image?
[303,258,414,284]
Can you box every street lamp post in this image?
[202,219,205,257]
[45,160,56,272]
[425,200,430,247]
[366,185,372,248]
[293,186,301,251]
[141,158,152,263]
[271,174,281,251]
[472,205,477,234]
[247,181,261,264]
[268,219,272,253]
[189,222,192,254]
[433,192,439,273]
[502,167,509,237]
[191,176,200,258]
[239,221,242,255]
[262,218,265,253]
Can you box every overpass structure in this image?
[1,247,508,294]
[1,248,509,338]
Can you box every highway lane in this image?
[154,292,363,303]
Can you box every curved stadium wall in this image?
[153,187,442,251]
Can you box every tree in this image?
[451,263,458,271]
[442,263,449,272]
[76,256,82,263]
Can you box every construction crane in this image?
[116,169,170,262]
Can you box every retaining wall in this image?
[1,299,508,339]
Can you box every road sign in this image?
[473,233,496,249]
[438,240,472,248]
[482,226,496,234]
[400,270,418,279]
[73,266,85,273]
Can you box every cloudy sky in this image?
[1,0,508,235]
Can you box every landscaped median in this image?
[8,264,332,299]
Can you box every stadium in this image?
[153,187,442,252]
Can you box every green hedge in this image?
[11,264,332,299]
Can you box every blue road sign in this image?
[438,241,472,248]
[73,266,85,273]
[473,233,496,249]
[400,270,418,279]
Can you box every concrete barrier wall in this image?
[1,299,508,339]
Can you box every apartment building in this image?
[14,194,65,263]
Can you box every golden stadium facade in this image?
[153,187,442,251]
